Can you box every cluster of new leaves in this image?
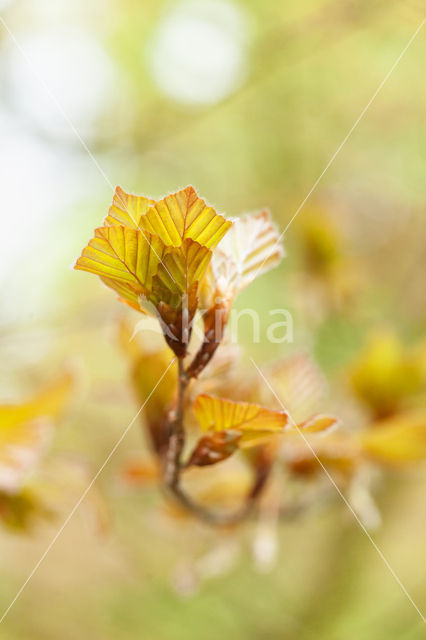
[75,186,232,356]
[75,188,426,530]
[76,186,342,521]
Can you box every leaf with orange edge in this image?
[74,226,166,311]
[360,411,426,465]
[202,209,283,307]
[217,209,283,289]
[138,186,232,249]
[104,186,156,228]
[192,394,289,458]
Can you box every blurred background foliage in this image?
[0,0,425,638]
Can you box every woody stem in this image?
[164,357,188,489]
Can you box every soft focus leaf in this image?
[360,411,426,465]
[118,318,177,454]
[284,433,361,476]
[215,209,284,292]
[104,186,156,228]
[296,414,339,434]
[194,210,283,371]
[193,394,289,448]
[0,372,74,495]
[201,210,283,312]
[265,353,327,423]
[349,330,423,419]
[0,370,73,429]
[138,186,232,248]
[0,418,53,494]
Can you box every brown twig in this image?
[164,358,189,488]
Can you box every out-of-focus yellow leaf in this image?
[296,414,339,434]
[265,353,327,423]
[0,418,53,494]
[360,411,426,465]
[0,370,73,429]
[104,186,156,228]
[297,210,340,276]
[118,318,177,454]
[0,371,74,495]
[284,432,360,476]
[138,186,232,249]
[349,330,422,419]
[74,226,166,310]
[193,394,288,448]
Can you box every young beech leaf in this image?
[193,210,284,373]
[218,209,284,289]
[74,226,166,310]
[75,186,234,323]
[138,186,232,249]
[360,411,426,465]
[0,418,53,495]
[193,394,289,448]
[151,239,212,310]
[104,186,156,228]
[187,430,242,467]
[203,210,284,308]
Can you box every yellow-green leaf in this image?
[193,394,289,447]
[151,238,212,310]
[138,186,232,249]
[74,226,166,310]
[104,186,156,228]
